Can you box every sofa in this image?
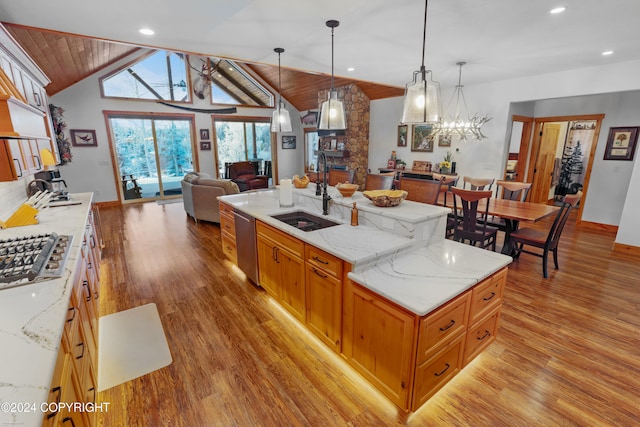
[228,161,269,192]
[181,172,239,223]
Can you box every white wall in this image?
[369,59,640,245]
[50,50,303,202]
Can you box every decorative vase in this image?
[441,167,450,174]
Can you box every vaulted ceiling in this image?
[3,24,403,112]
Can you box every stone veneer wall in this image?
[318,84,370,188]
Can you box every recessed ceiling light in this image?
[602,50,614,56]
[347,67,355,72]
[550,6,566,14]
[139,28,155,35]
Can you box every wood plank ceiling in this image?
[3,23,404,112]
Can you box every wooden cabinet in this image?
[43,212,102,427]
[219,202,237,263]
[256,221,305,321]
[343,281,417,410]
[305,246,343,351]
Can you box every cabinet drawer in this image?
[469,268,506,325]
[412,333,465,410]
[219,201,234,217]
[221,231,237,263]
[464,307,500,365]
[257,221,304,258]
[417,291,470,363]
[220,211,235,236]
[305,245,342,278]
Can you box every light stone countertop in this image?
[0,193,94,427]
[220,187,512,316]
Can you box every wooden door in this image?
[305,264,342,351]
[278,248,306,322]
[256,235,280,299]
[529,123,561,203]
[344,281,416,410]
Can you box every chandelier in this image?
[270,47,292,132]
[401,0,442,125]
[440,61,491,140]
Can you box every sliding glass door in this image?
[108,114,194,202]
[213,117,272,182]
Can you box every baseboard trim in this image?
[578,220,618,233]
[612,242,640,256]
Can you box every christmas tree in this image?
[557,140,584,196]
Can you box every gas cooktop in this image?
[0,233,73,290]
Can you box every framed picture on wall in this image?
[411,124,434,152]
[603,126,638,160]
[397,125,408,147]
[199,129,210,140]
[438,134,452,147]
[282,135,296,149]
[70,129,97,147]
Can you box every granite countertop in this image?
[0,193,94,427]
[220,187,512,316]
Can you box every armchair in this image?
[228,161,269,192]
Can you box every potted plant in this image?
[439,151,453,174]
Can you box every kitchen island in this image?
[219,186,512,411]
[0,193,101,427]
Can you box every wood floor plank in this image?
[96,202,640,426]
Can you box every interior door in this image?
[529,123,561,204]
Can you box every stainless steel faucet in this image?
[318,151,331,215]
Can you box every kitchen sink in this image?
[271,211,340,232]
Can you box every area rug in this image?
[156,198,183,205]
[98,303,172,391]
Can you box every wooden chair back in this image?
[398,177,442,204]
[451,187,497,250]
[547,191,582,249]
[364,174,394,191]
[328,169,355,186]
[496,180,531,201]
[463,176,495,191]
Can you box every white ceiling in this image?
[1,0,640,89]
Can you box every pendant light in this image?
[318,19,346,130]
[441,61,492,140]
[271,47,293,132]
[401,0,442,125]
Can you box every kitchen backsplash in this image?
[0,178,29,219]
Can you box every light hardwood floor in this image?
[97,201,640,426]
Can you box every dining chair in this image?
[481,180,532,231]
[463,176,495,191]
[433,173,460,238]
[328,169,355,186]
[398,177,442,204]
[451,188,498,251]
[510,191,583,278]
[364,173,394,191]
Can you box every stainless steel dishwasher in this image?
[233,209,259,284]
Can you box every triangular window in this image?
[101,50,190,102]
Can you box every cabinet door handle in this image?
[13,158,23,177]
[312,255,329,265]
[312,267,328,279]
[33,154,41,169]
[46,386,62,419]
[83,281,91,302]
[477,330,491,341]
[67,306,76,323]
[33,92,41,106]
[76,342,85,360]
[62,416,77,427]
[483,292,496,301]
[439,319,455,332]
[434,363,450,377]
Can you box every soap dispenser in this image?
[351,202,359,226]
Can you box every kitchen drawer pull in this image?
[434,363,450,377]
[83,281,91,302]
[439,319,455,332]
[46,386,62,419]
[312,255,329,265]
[312,267,328,279]
[76,342,85,360]
[67,307,76,323]
[13,158,23,177]
[483,292,496,301]
[62,416,77,426]
[477,330,491,341]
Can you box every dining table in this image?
[438,192,560,255]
